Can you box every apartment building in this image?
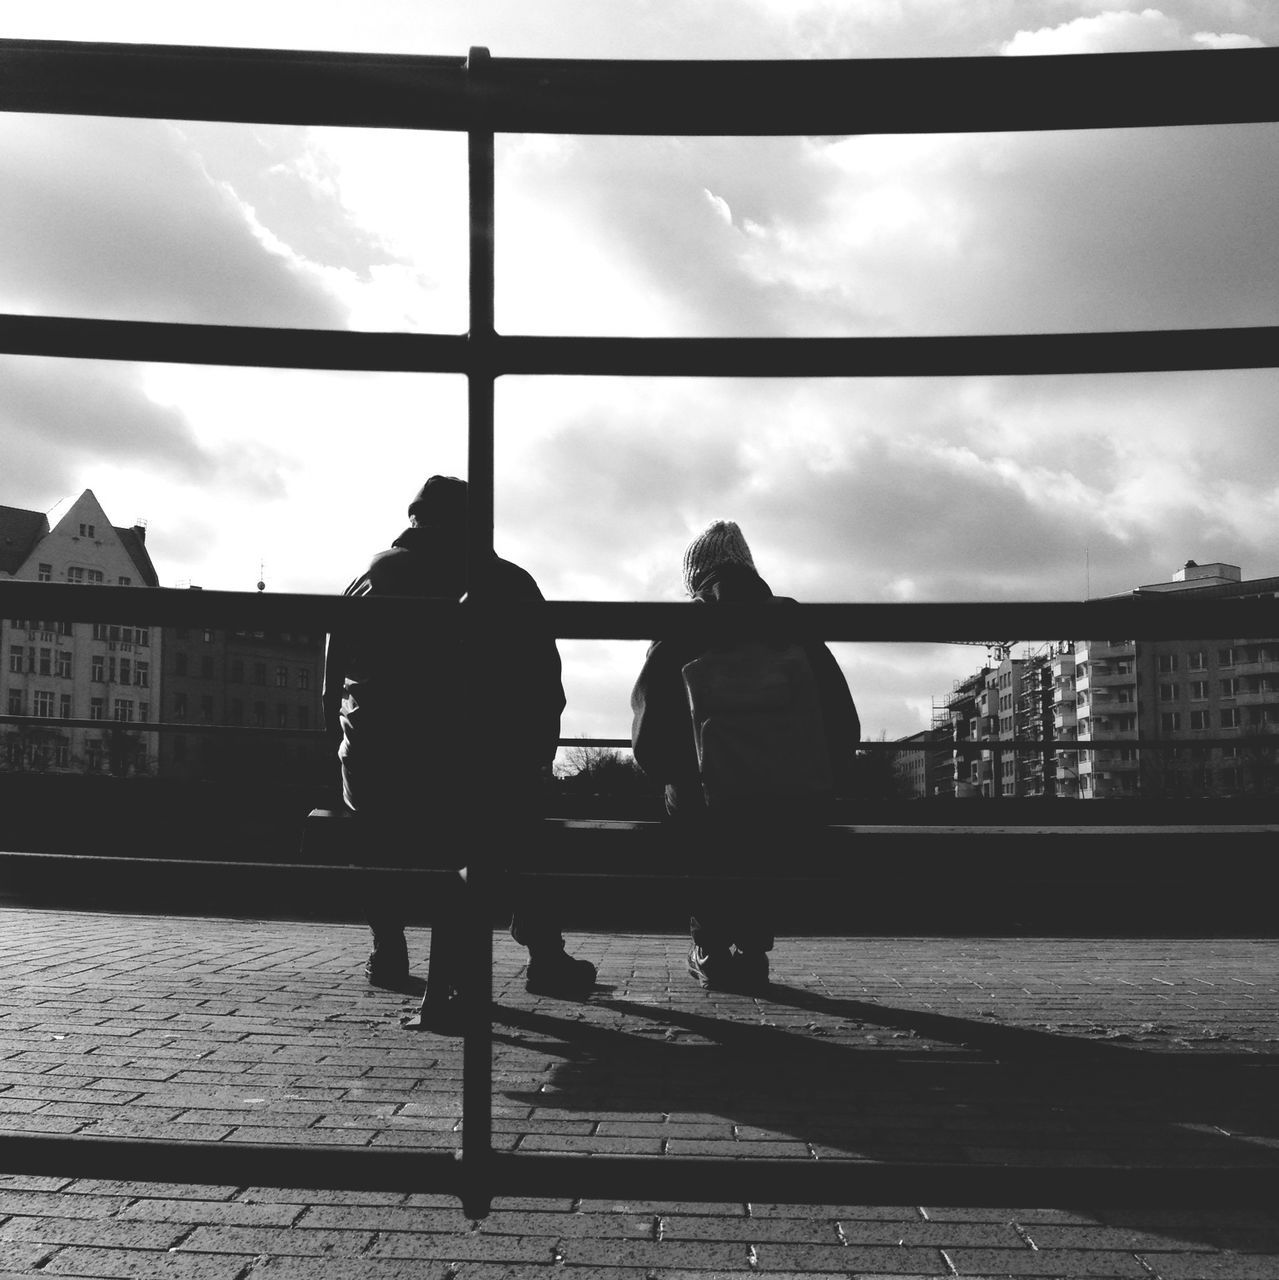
[921,561,1279,799]
[1,489,161,774]
[158,617,325,783]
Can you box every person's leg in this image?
[506,774,595,996]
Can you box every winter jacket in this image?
[630,562,860,816]
[323,525,564,803]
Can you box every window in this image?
[1219,647,1237,667]
[7,690,23,716]
[276,703,288,728]
[67,566,85,584]
[114,699,134,722]
[118,576,131,586]
[91,654,105,682]
[203,629,215,644]
[87,569,104,584]
[253,701,266,726]
[1115,714,1137,732]
[135,627,150,647]
[119,658,131,685]
[1160,712,1182,733]
[1188,650,1207,671]
[254,663,267,685]
[275,665,288,687]
[135,662,149,688]
[139,702,149,722]
[201,656,214,680]
[78,522,95,538]
[59,693,72,719]
[200,696,214,723]
[173,692,187,721]
[174,652,188,676]
[37,563,52,582]
[38,648,51,675]
[1157,654,1178,673]
[33,690,55,717]
[1221,678,1240,697]
[8,646,22,674]
[1190,681,1209,700]
[231,659,245,683]
[297,668,311,691]
[1190,709,1210,730]
[54,745,69,769]
[57,650,72,678]
[92,623,107,641]
[89,697,105,720]
[1221,707,1241,728]
[1158,683,1179,701]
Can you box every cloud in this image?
[1002,7,1265,55]
[0,115,350,327]
[0,354,290,494]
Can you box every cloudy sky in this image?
[3,1,1277,743]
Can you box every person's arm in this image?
[811,643,860,792]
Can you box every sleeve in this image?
[630,640,698,786]
[810,642,860,793]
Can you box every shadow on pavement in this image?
[491,990,1278,1251]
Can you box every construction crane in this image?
[948,640,1016,663]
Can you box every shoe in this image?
[687,944,731,990]
[526,950,597,996]
[365,952,413,989]
[729,948,770,994]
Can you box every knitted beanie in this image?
[682,520,756,596]
[408,475,467,529]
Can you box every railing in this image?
[3,37,1279,1219]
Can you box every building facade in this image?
[158,617,326,784]
[919,561,1279,800]
[1,490,161,775]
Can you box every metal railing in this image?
[2,37,1279,1217]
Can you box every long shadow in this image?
[489,991,1278,1248]
[761,981,1279,1067]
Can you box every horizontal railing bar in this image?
[2,1132,1272,1208]
[0,40,471,129]
[2,40,1276,135]
[0,1132,462,1193]
[2,716,1274,756]
[0,314,469,372]
[0,715,312,736]
[4,315,1276,377]
[3,583,1277,642]
[497,330,1279,378]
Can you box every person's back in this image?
[323,476,595,1019]
[630,520,859,992]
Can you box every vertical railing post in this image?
[460,44,496,1223]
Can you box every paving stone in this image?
[0,1214,187,1249]
[2,913,1277,1279]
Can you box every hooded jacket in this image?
[323,524,565,797]
[630,562,860,815]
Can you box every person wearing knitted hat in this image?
[324,476,596,1028]
[631,520,860,993]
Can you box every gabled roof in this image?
[115,524,160,587]
[0,504,48,576]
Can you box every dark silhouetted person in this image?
[630,520,859,993]
[323,476,596,1025]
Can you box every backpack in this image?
[681,639,834,808]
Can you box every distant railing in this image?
[2,37,1278,1218]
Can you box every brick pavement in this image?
[0,906,1276,1278]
